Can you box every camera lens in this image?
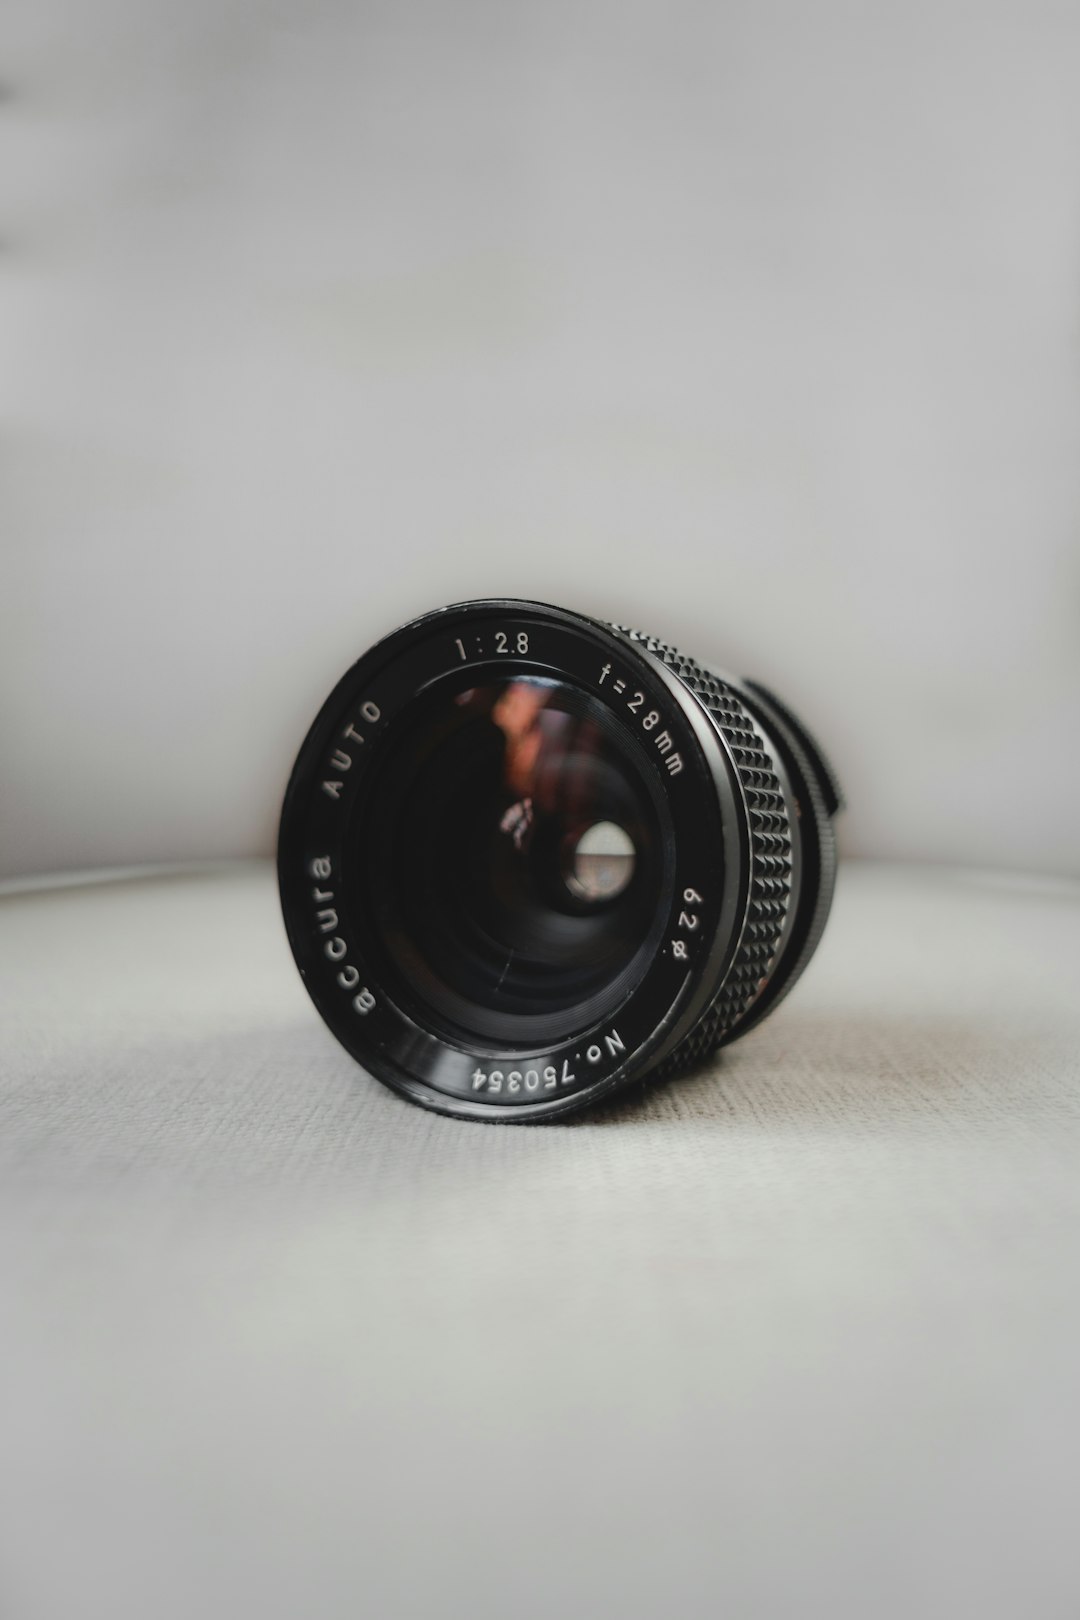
[278,600,842,1121]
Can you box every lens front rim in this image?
[278,600,753,1120]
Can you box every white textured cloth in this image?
[1,861,1078,1619]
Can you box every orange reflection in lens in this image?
[491,681,548,796]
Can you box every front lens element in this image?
[354,673,672,1047]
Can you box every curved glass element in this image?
[354,673,673,1046]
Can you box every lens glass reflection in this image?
[356,674,672,1045]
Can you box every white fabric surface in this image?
[1,860,1078,1619]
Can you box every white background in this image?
[3,0,1079,879]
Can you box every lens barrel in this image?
[278,600,842,1121]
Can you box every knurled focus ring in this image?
[613,627,793,1077]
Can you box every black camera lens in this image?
[278,600,842,1121]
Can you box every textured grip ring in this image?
[613,626,794,1076]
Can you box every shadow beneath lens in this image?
[10,1004,1068,1208]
